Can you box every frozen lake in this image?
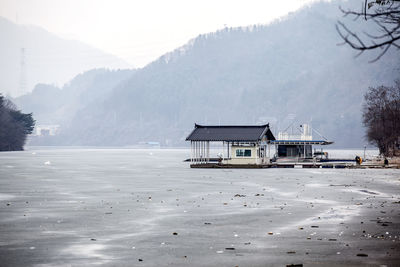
[0,148,399,266]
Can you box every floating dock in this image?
[188,160,399,169]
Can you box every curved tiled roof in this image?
[186,124,275,142]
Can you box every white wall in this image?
[228,145,265,165]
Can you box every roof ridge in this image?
[195,124,269,128]
[187,123,275,141]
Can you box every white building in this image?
[186,123,275,167]
[33,125,60,136]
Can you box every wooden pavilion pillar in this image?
[207,141,209,163]
[191,141,193,164]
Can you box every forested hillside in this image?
[16,0,400,148]
[15,69,133,127]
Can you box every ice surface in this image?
[0,148,398,266]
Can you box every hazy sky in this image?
[0,0,320,67]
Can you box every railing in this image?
[277,133,312,140]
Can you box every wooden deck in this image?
[190,163,323,168]
[190,163,399,169]
[190,163,271,168]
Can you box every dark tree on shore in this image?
[362,80,400,156]
[336,0,400,62]
[0,95,35,151]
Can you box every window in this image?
[278,145,313,158]
[236,149,251,157]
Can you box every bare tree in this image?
[336,0,400,62]
[363,80,400,156]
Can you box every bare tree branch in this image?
[336,0,400,62]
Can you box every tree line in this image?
[0,95,35,151]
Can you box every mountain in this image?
[0,17,131,97]
[16,0,400,148]
[14,68,134,129]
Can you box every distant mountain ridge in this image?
[16,0,400,148]
[15,68,134,128]
[0,17,131,97]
